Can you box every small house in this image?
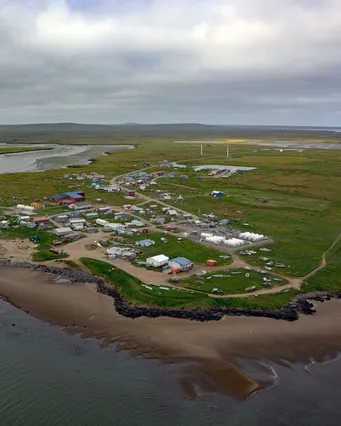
[106,223,126,232]
[146,255,169,268]
[69,201,93,210]
[168,257,193,272]
[71,223,84,231]
[31,202,45,209]
[69,218,86,225]
[210,191,224,197]
[20,221,36,228]
[135,239,155,247]
[154,216,166,225]
[56,215,69,223]
[131,219,144,227]
[166,209,178,217]
[19,215,31,222]
[85,212,98,219]
[113,212,124,220]
[97,207,112,213]
[207,214,218,221]
[96,218,109,227]
[183,213,192,220]
[53,227,73,236]
[33,216,50,225]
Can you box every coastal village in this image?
[0,160,294,299]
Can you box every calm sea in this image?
[1,300,341,426]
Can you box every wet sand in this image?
[1,266,341,399]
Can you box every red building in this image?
[33,216,50,224]
[50,191,85,204]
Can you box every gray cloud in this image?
[0,0,340,125]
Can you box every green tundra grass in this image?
[178,268,287,295]
[81,257,298,309]
[123,231,233,266]
[0,135,340,308]
[0,146,51,155]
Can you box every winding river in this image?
[0,144,134,174]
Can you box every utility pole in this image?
[226,145,229,158]
[201,144,203,155]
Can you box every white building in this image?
[71,223,84,231]
[166,209,179,216]
[69,201,93,210]
[106,223,126,232]
[146,254,169,268]
[96,219,109,227]
[69,218,86,225]
[53,227,73,236]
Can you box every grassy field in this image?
[32,250,69,262]
[123,232,233,266]
[81,257,211,307]
[0,128,340,309]
[0,146,51,155]
[301,239,341,292]
[0,227,55,250]
[142,149,341,277]
[178,268,286,295]
[81,257,298,309]
[1,123,341,146]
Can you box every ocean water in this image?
[1,300,341,426]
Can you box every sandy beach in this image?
[1,266,341,399]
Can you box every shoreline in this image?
[0,147,53,156]
[0,257,338,322]
[2,262,341,398]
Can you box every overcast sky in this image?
[0,0,340,125]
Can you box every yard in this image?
[123,232,233,266]
[81,257,299,309]
[178,268,286,295]
[0,227,56,250]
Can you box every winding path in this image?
[105,164,341,299]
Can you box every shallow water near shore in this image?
[2,300,341,426]
[0,143,134,173]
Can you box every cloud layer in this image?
[0,0,340,125]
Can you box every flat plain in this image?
[0,123,340,311]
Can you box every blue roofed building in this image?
[168,257,193,271]
[135,239,155,247]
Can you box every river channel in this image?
[0,144,134,174]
